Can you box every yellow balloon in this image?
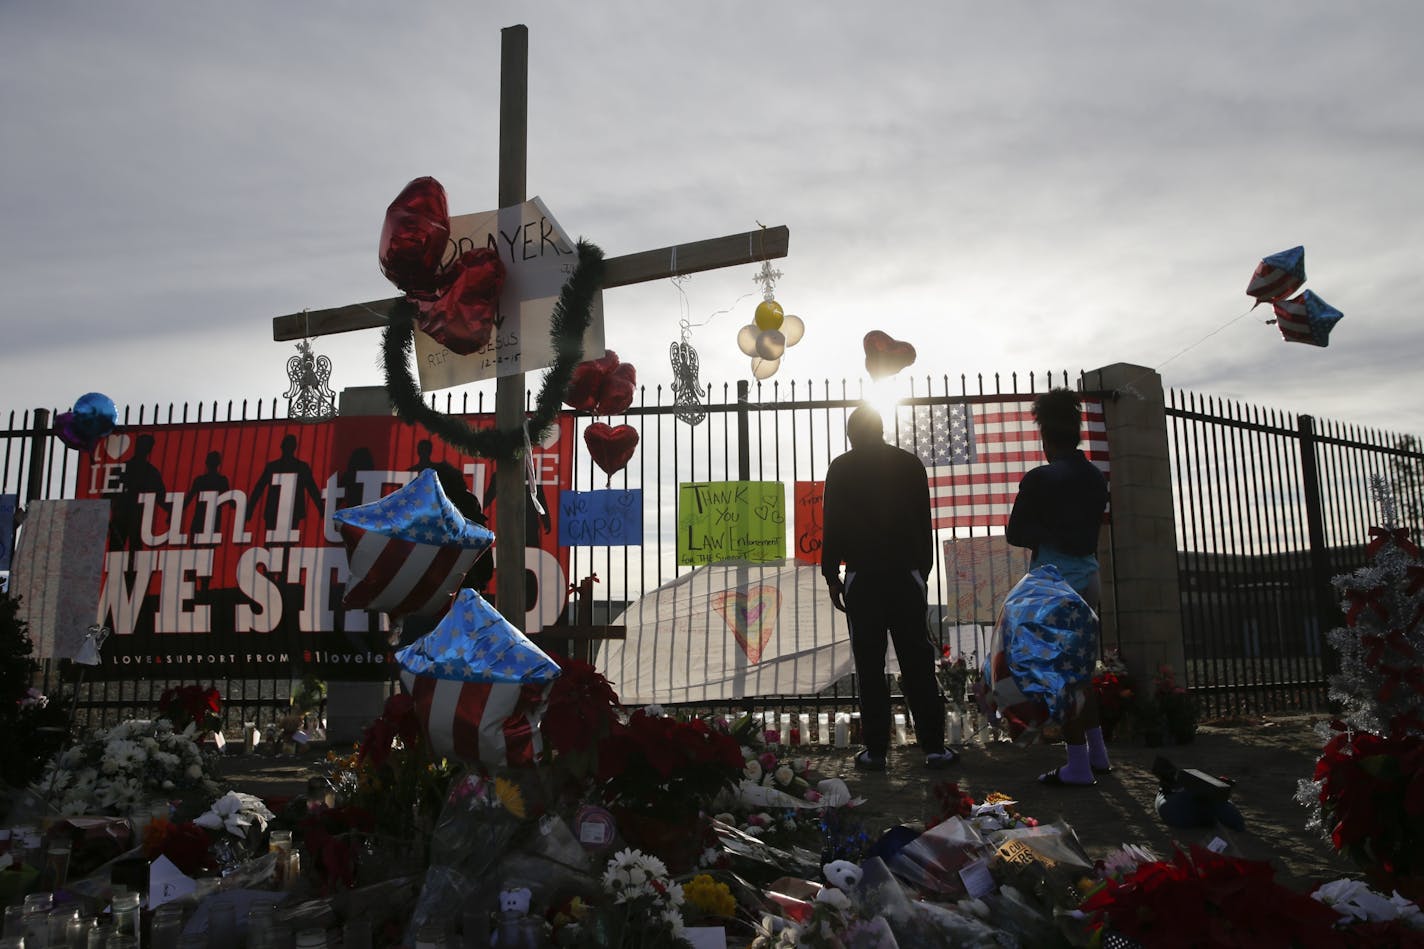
[754,300,784,331]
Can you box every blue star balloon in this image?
[55,392,118,453]
[333,467,494,617]
[397,588,561,683]
[1271,290,1344,347]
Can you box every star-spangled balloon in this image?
[1271,290,1344,347]
[332,468,494,618]
[1246,246,1306,306]
[994,565,1098,722]
[396,588,562,684]
[333,468,491,548]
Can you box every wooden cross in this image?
[272,25,789,632]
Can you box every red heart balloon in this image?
[863,331,917,381]
[379,177,452,298]
[566,359,607,412]
[597,362,638,414]
[584,422,640,485]
[416,248,506,355]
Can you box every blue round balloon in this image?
[72,392,117,437]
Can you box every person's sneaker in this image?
[853,750,887,772]
[925,747,961,769]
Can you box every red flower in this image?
[542,657,621,755]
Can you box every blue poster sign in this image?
[557,489,643,547]
[0,494,16,572]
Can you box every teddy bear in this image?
[490,886,547,949]
[816,859,863,911]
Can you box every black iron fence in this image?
[9,377,1418,735]
[4,374,1083,734]
[1167,390,1424,719]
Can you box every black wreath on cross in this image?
[382,240,606,462]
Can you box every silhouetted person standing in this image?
[822,406,954,772]
[1007,388,1110,786]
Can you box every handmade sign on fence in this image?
[793,481,825,566]
[676,481,786,565]
[558,489,642,547]
[9,499,110,660]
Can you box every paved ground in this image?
[216,713,1353,893]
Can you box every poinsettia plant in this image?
[157,684,223,736]
[598,709,745,821]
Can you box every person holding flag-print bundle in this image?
[1006,388,1111,786]
[822,405,958,773]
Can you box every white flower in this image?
[643,704,665,717]
[743,759,764,781]
[774,764,795,786]
[186,763,204,780]
[195,791,254,837]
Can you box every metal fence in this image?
[4,373,1082,733]
[1167,390,1424,719]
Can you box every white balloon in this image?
[781,314,805,347]
[756,329,786,360]
[751,356,781,380]
[737,324,760,357]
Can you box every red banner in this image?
[76,415,573,679]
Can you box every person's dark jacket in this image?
[1006,449,1108,556]
[820,442,933,581]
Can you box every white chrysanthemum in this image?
[774,764,795,785]
[743,759,763,781]
[662,907,685,935]
[186,763,204,780]
[666,882,684,906]
[59,798,90,817]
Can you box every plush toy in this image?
[491,887,545,949]
[822,860,863,892]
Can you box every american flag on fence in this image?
[894,398,1110,530]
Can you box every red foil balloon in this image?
[863,331,917,381]
[379,177,452,298]
[565,351,638,414]
[584,422,640,485]
[416,248,506,355]
[597,362,637,414]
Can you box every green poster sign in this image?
[676,481,786,565]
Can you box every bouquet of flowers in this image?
[1297,479,1424,895]
[156,684,223,736]
[937,645,975,708]
[1091,649,1134,741]
[40,719,219,817]
[556,848,690,949]
[1153,665,1198,744]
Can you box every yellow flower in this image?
[494,777,526,818]
[684,874,736,917]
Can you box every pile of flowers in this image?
[551,848,689,948]
[1153,664,1199,744]
[1080,844,1343,946]
[1298,479,1424,896]
[937,645,975,708]
[39,718,219,816]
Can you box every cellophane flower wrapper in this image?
[990,822,1095,914]
[982,884,1061,948]
[406,770,529,940]
[885,817,994,897]
[710,817,821,883]
[854,857,1004,948]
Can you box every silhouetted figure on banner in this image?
[248,433,323,541]
[108,433,171,553]
[184,451,230,543]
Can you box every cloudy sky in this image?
[2,2,1421,436]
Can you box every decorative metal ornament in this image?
[670,338,706,426]
[284,337,337,421]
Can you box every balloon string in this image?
[1116,305,1257,400]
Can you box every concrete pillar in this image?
[1084,363,1185,682]
[324,386,398,744]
